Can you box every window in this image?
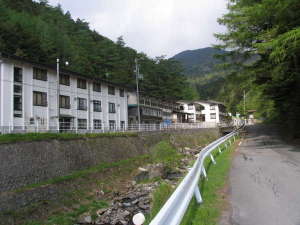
[33,91,47,107]
[60,74,70,86]
[109,102,116,113]
[108,86,115,95]
[119,88,125,97]
[180,106,184,110]
[30,118,35,125]
[14,85,22,94]
[77,98,87,110]
[78,119,87,129]
[210,105,216,110]
[14,67,22,83]
[93,100,101,112]
[60,95,70,109]
[210,113,216,119]
[14,67,23,117]
[94,120,102,129]
[33,67,47,81]
[109,120,116,130]
[120,121,125,130]
[188,104,194,110]
[77,78,87,89]
[93,82,101,92]
[14,96,22,111]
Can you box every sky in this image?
[47,0,228,58]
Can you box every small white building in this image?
[195,100,227,123]
[177,101,204,123]
[178,100,228,124]
[0,53,128,133]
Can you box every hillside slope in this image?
[0,0,193,101]
[172,47,226,76]
[172,47,228,99]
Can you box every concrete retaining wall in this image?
[0,128,219,211]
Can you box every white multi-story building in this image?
[177,101,204,123]
[195,100,227,123]
[178,100,228,124]
[0,54,128,133]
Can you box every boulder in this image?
[78,212,92,224]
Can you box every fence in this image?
[133,125,243,225]
[0,122,220,134]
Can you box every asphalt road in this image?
[223,125,300,225]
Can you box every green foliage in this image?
[216,0,300,136]
[145,182,174,224]
[0,132,138,144]
[150,141,182,167]
[172,47,227,77]
[180,139,236,225]
[0,0,193,100]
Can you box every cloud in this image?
[48,0,228,57]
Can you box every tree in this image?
[216,0,300,137]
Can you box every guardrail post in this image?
[218,146,222,153]
[210,154,216,165]
[201,165,207,179]
[194,186,203,204]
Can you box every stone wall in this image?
[0,128,219,211]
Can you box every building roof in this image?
[177,100,203,105]
[0,52,133,90]
[195,100,225,106]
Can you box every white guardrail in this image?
[133,125,243,225]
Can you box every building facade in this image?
[195,100,227,123]
[0,54,128,132]
[128,92,184,125]
[177,101,204,123]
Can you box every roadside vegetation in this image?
[0,140,182,225]
[180,139,238,225]
[0,132,138,144]
[142,136,239,225]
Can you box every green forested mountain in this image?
[172,47,228,100]
[0,0,196,101]
[172,47,226,77]
[216,0,300,137]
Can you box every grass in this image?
[23,200,108,225]
[145,182,174,224]
[180,138,237,225]
[15,154,150,192]
[141,137,238,225]
[2,135,230,225]
[2,140,183,225]
[150,141,183,167]
[16,140,180,192]
[0,132,138,144]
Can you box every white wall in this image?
[197,101,221,123]
[0,58,128,130]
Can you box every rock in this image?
[77,212,92,224]
[96,208,107,216]
[147,163,165,179]
[134,167,149,182]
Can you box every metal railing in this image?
[0,122,219,134]
[134,126,243,225]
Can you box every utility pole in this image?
[135,58,141,126]
[243,90,246,123]
[57,58,60,131]
[56,59,69,132]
